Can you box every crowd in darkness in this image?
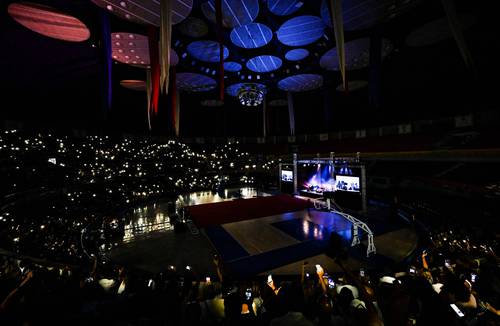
[1,228,499,325]
[0,129,499,325]
[0,129,276,264]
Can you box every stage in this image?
[109,191,418,277]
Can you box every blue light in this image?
[285,48,309,61]
[278,74,323,92]
[230,23,273,49]
[201,0,259,29]
[177,73,217,92]
[246,55,282,73]
[224,61,242,72]
[187,40,229,63]
[267,0,303,16]
[277,15,325,46]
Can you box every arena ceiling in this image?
[0,0,497,136]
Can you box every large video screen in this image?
[299,164,335,195]
[335,175,360,193]
[281,170,293,182]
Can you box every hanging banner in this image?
[287,92,295,136]
[328,0,347,92]
[146,69,152,131]
[147,26,160,116]
[441,0,476,76]
[215,0,225,101]
[99,9,112,115]
[160,0,172,94]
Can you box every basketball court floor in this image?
[109,190,418,277]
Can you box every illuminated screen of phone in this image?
[450,303,465,317]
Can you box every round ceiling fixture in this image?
[246,55,282,73]
[177,73,217,92]
[278,74,323,92]
[320,38,393,71]
[120,80,146,91]
[187,40,229,63]
[226,83,266,97]
[178,17,209,38]
[285,48,309,61]
[277,15,325,46]
[224,62,242,72]
[236,84,267,107]
[336,80,368,92]
[321,0,421,31]
[111,33,178,67]
[201,0,259,29]
[267,0,304,16]
[230,23,273,49]
[91,0,193,26]
[406,15,476,47]
[8,2,90,42]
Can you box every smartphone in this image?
[444,259,451,268]
[328,278,335,289]
[267,274,273,284]
[359,268,365,277]
[148,279,153,287]
[205,277,211,283]
[245,288,252,301]
[185,265,191,271]
[450,303,465,317]
[471,273,477,283]
[409,267,416,275]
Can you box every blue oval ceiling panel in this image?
[246,55,282,73]
[285,48,309,61]
[201,0,259,29]
[267,0,304,16]
[226,83,266,97]
[230,23,273,49]
[320,0,421,31]
[187,40,229,63]
[278,74,323,92]
[277,15,325,46]
[320,38,393,71]
[177,73,217,92]
[224,61,242,72]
